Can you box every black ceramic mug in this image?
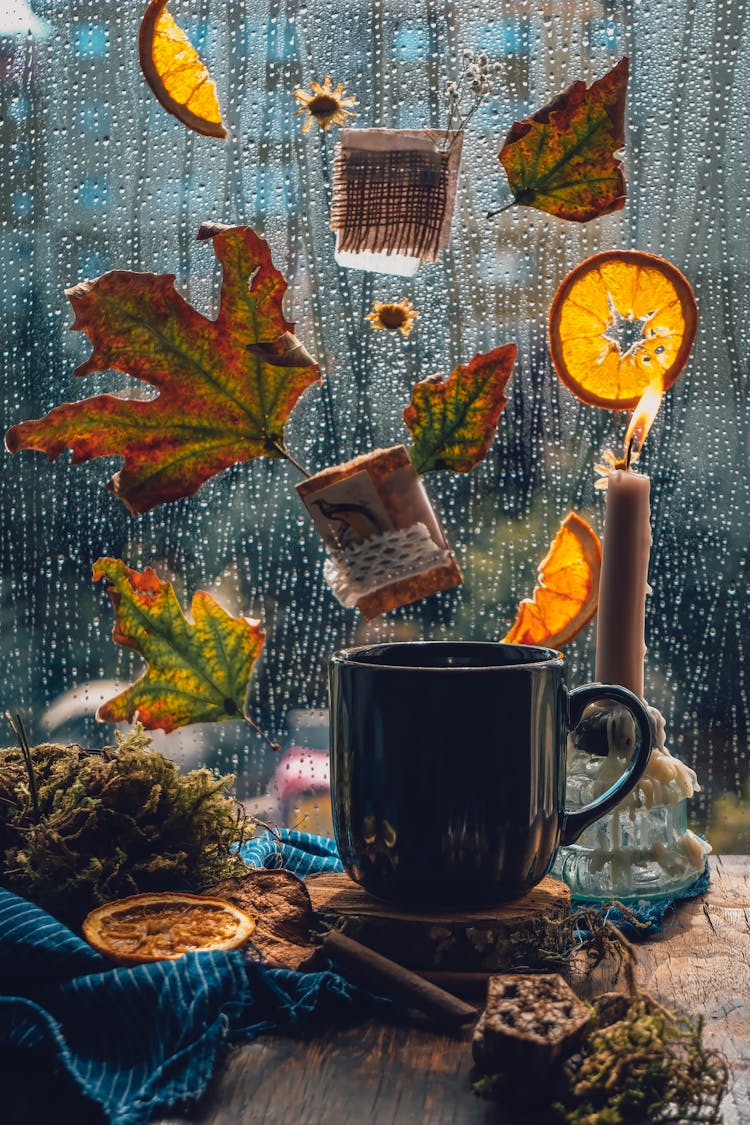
[329,641,653,906]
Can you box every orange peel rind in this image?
[503,513,602,648]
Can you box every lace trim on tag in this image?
[323,523,450,607]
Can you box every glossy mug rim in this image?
[330,640,564,673]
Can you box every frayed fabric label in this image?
[331,128,462,262]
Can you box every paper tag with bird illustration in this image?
[302,470,393,552]
[296,445,462,618]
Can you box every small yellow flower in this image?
[366,299,420,338]
[292,76,357,134]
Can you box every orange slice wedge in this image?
[548,250,697,410]
[503,513,602,648]
[139,0,227,139]
[83,892,255,965]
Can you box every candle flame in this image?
[624,381,663,457]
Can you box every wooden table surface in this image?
[153,856,750,1125]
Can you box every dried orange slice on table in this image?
[548,250,697,410]
[503,513,602,648]
[83,892,255,965]
[139,0,226,138]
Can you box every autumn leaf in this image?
[403,344,516,475]
[498,57,628,223]
[5,223,321,515]
[93,557,268,737]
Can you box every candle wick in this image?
[625,436,636,471]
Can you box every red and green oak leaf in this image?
[403,344,516,475]
[499,57,629,223]
[5,223,321,515]
[93,556,265,733]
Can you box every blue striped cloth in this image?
[240,827,343,877]
[0,832,369,1125]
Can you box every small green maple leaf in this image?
[403,345,516,475]
[6,223,321,515]
[94,557,273,742]
[498,58,629,223]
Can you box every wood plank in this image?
[157,1024,513,1125]
[307,871,572,971]
[154,856,750,1125]
[634,855,750,1125]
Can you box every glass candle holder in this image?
[553,702,710,902]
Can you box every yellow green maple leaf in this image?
[94,557,271,739]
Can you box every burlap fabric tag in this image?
[331,128,462,262]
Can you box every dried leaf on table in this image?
[5,223,320,514]
[403,344,516,475]
[498,57,629,223]
[93,557,265,734]
[205,869,320,971]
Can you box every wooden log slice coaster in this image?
[307,872,572,973]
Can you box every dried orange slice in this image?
[548,250,697,410]
[139,0,226,139]
[83,892,255,965]
[503,513,601,648]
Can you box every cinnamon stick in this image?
[416,970,493,1001]
[322,931,477,1027]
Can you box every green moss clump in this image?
[474,992,728,1124]
[556,998,728,1125]
[0,724,250,926]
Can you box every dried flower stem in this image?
[242,711,280,752]
[440,50,503,149]
[6,711,39,821]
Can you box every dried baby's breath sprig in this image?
[439,50,503,148]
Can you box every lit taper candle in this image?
[595,385,663,699]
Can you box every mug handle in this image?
[560,683,653,847]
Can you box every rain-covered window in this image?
[1,1,748,847]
